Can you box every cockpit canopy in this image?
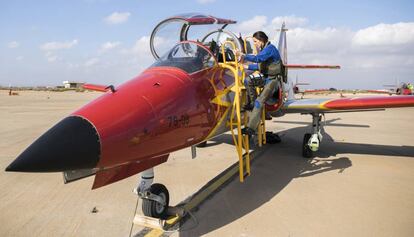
[151,41,216,74]
[150,13,238,60]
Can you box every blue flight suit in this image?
[243,42,282,134]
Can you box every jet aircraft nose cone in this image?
[5,116,100,172]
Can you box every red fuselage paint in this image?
[73,66,232,170]
[324,96,414,110]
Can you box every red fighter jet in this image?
[367,80,414,95]
[384,81,413,95]
[6,14,414,219]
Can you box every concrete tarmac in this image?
[0,90,413,236]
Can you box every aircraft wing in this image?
[366,90,392,94]
[282,96,414,114]
[285,64,340,69]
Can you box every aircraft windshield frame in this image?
[150,14,236,60]
[150,41,217,74]
[171,13,237,25]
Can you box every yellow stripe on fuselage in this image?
[284,99,333,111]
[204,86,234,140]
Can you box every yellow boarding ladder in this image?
[256,88,267,147]
[219,41,250,182]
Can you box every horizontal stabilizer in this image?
[366,90,391,94]
[83,84,116,92]
[286,64,340,69]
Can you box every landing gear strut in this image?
[135,168,170,219]
[302,113,323,158]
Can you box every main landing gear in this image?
[134,168,170,219]
[302,113,323,158]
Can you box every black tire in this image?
[302,133,313,158]
[196,141,207,148]
[142,183,169,219]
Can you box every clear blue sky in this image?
[1,0,413,88]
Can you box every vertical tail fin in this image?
[277,23,295,100]
[277,22,288,65]
[278,23,340,70]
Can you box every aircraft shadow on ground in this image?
[178,122,413,236]
[179,134,351,236]
[274,118,414,158]
[206,118,414,158]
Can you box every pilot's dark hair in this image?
[252,31,269,44]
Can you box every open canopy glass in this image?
[150,14,237,60]
[151,41,217,74]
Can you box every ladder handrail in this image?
[220,41,239,68]
[219,40,250,182]
[243,36,258,55]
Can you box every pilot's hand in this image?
[239,54,245,63]
[234,49,244,57]
[234,49,244,62]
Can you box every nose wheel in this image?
[142,183,170,219]
[302,113,323,158]
[136,168,170,220]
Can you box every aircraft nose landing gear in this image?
[135,168,170,219]
[141,183,169,219]
[302,113,323,158]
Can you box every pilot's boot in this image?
[265,131,281,144]
[241,127,256,136]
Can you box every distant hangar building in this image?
[63,81,84,89]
